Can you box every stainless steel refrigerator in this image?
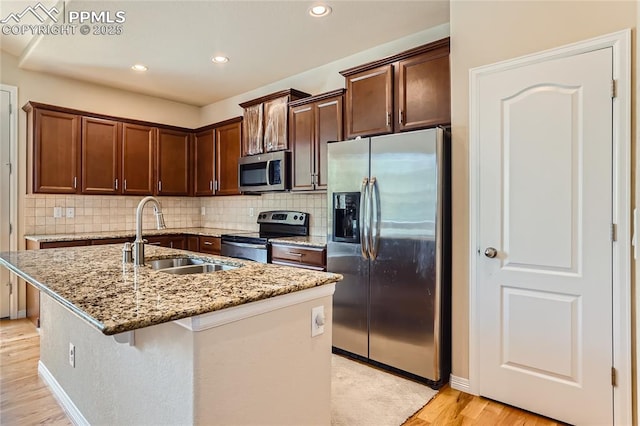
[327,127,450,387]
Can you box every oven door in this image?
[221,241,268,263]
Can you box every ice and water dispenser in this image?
[332,192,360,243]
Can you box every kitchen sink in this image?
[150,257,205,270]
[157,263,237,275]
[150,257,238,275]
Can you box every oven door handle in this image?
[222,241,267,250]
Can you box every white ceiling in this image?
[0,1,449,106]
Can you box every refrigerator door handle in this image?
[369,177,381,259]
[359,177,370,259]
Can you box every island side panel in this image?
[193,295,334,425]
[39,293,196,425]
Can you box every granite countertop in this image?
[269,236,327,248]
[0,245,341,335]
[24,227,244,243]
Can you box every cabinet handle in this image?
[115,178,118,190]
[386,112,391,127]
[287,251,303,257]
[203,241,213,246]
[158,181,162,192]
[399,109,404,125]
[209,181,213,191]
[215,180,219,191]
[73,176,77,189]
[148,242,162,246]
[124,179,127,191]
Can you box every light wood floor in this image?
[2,318,560,426]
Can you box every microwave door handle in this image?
[265,160,272,185]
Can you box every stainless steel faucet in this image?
[133,196,166,266]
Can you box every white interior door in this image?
[476,47,613,425]
[0,89,11,318]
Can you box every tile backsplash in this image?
[23,192,328,237]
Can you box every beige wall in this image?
[199,24,450,125]
[449,0,636,380]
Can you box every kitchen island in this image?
[0,245,341,425]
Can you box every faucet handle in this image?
[122,242,133,263]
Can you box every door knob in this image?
[484,247,498,258]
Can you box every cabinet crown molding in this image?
[239,89,311,108]
[339,37,450,77]
[288,89,345,108]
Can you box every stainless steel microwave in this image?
[238,150,290,192]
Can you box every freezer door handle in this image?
[368,177,381,259]
[359,177,369,259]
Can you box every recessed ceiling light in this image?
[131,64,148,72]
[212,56,229,64]
[309,4,332,17]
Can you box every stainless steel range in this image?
[221,211,309,263]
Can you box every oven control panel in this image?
[257,210,309,226]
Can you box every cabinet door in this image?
[397,48,451,131]
[242,103,263,155]
[290,104,315,191]
[215,121,242,195]
[82,117,121,194]
[187,236,200,252]
[263,96,289,152]
[157,129,190,196]
[33,109,81,193]
[345,65,393,138]
[315,96,343,190]
[194,129,215,196]
[122,123,155,195]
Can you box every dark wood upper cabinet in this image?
[122,123,155,195]
[290,104,315,191]
[193,129,215,196]
[289,89,344,192]
[239,89,310,156]
[81,117,121,194]
[396,47,451,131]
[215,119,242,196]
[156,129,190,196]
[344,65,393,138]
[25,105,81,194]
[341,38,450,138]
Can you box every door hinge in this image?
[8,103,12,115]
[611,79,617,98]
[7,282,12,295]
[7,162,11,174]
[9,223,12,235]
[611,223,617,242]
[611,367,617,387]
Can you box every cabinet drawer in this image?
[40,240,90,249]
[271,245,326,268]
[199,236,221,254]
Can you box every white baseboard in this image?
[38,361,89,426]
[449,374,473,394]
[16,309,26,319]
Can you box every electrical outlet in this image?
[53,207,63,218]
[66,207,75,218]
[201,206,206,216]
[249,208,254,217]
[311,306,325,337]
[69,343,75,368]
